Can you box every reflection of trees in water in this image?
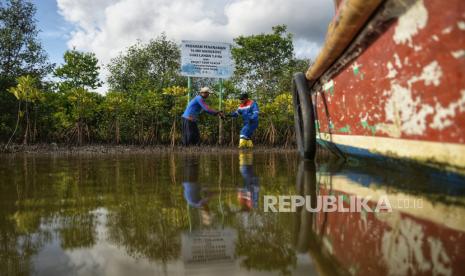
[0,210,52,275]
[0,152,300,273]
[235,212,296,275]
[0,154,192,270]
[0,155,108,274]
[106,199,187,264]
[0,203,100,275]
[58,212,97,249]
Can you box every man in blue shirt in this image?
[182,87,224,145]
[229,93,259,148]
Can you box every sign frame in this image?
[181,40,233,79]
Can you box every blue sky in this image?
[35,0,72,66]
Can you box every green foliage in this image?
[163,85,187,97]
[66,87,99,122]
[6,75,43,145]
[106,33,187,144]
[227,25,310,145]
[128,90,167,144]
[232,25,294,102]
[263,93,293,122]
[0,0,52,141]
[163,86,190,145]
[100,91,128,144]
[0,0,52,82]
[7,75,43,102]
[54,49,102,90]
[51,87,102,145]
[107,34,182,93]
[102,91,125,113]
[259,93,295,145]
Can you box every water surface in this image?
[0,152,464,275]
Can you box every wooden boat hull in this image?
[309,0,465,171]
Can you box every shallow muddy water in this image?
[0,152,464,275]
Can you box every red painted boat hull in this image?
[311,0,465,170]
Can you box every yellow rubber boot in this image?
[239,138,248,148]
[246,139,253,148]
[239,152,253,166]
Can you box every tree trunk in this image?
[77,120,82,146]
[23,102,29,145]
[33,105,38,143]
[139,118,144,145]
[170,120,176,147]
[6,101,22,148]
[115,117,120,144]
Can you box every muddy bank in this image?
[0,143,297,155]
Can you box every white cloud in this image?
[294,38,322,59]
[56,0,333,92]
[225,0,333,41]
[57,0,119,31]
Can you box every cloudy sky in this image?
[36,0,334,90]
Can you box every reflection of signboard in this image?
[182,228,237,265]
[181,40,233,78]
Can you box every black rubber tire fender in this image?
[292,72,316,159]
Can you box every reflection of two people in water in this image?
[181,154,260,267]
[182,153,260,226]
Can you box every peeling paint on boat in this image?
[386,62,397,78]
[352,62,361,76]
[393,0,428,47]
[442,27,453,34]
[394,53,402,68]
[407,60,443,87]
[451,49,465,59]
[384,83,434,135]
[430,90,465,130]
[323,79,335,95]
[403,56,410,65]
[458,21,465,30]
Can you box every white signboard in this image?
[181,40,233,79]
